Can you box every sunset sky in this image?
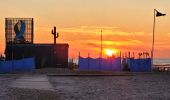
[0,0,170,58]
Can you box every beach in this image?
[0,74,21,100]
[1,72,170,100]
[49,73,170,100]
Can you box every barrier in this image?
[78,57,89,71]
[0,61,13,73]
[124,58,151,72]
[79,57,121,71]
[0,58,35,73]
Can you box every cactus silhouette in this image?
[52,26,59,44]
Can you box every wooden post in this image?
[128,52,130,58]
[78,52,80,58]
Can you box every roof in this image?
[6,43,69,47]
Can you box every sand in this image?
[1,72,170,100]
[49,73,170,100]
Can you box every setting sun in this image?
[104,49,116,57]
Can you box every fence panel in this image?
[0,58,35,73]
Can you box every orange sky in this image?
[0,0,170,58]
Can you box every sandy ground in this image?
[1,72,170,100]
[49,73,170,100]
[0,74,20,100]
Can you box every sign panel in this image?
[5,18,34,44]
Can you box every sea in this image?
[71,58,170,65]
[153,58,170,65]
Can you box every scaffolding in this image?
[5,18,34,44]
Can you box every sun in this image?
[104,49,116,57]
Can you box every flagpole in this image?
[151,9,156,67]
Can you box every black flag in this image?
[156,10,166,17]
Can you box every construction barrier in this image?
[122,58,151,72]
[78,57,121,71]
[0,58,35,73]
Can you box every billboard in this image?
[5,18,34,44]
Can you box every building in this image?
[5,44,69,68]
[5,18,69,68]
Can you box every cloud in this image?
[86,42,100,48]
[134,32,144,36]
[59,26,143,36]
[109,31,131,36]
[128,39,143,44]
[59,26,119,35]
[57,26,148,43]
[79,26,118,30]
[59,26,145,36]
[85,39,144,49]
[167,33,170,36]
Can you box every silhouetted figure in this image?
[123,63,130,71]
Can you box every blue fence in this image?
[78,57,121,71]
[122,58,151,72]
[0,58,35,73]
[79,57,151,72]
[129,58,151,72]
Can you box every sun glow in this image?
[104,49,117,57]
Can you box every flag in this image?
[156,10,166,17]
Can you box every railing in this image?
[153,64,170,72]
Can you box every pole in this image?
[151,9,156,67]
[11,41,14,72]
[78,52,80,58]
[101,29,103,58]
[88,53,90,70]
[99,29,103,71]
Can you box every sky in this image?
[0,0,170,58]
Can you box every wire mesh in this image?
[5,18,34,44]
